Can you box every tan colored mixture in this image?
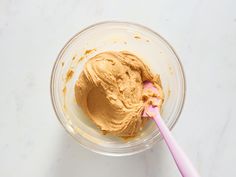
[75,51,163,138]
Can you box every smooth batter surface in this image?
[75,51,163,137]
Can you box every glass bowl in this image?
[50,21,185,156]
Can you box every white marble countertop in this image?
[1,0,236,176]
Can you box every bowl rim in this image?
[50,21,186,156]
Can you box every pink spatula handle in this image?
[151,107,200,177]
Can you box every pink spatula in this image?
[142,81,200,177]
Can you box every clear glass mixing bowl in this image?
[51,21,185,156]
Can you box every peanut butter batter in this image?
[75,51,163,137]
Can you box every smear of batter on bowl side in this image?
[84,48,96,55]
[134,35,141,39]
[74,51,164,138]
[65,69,74,82]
